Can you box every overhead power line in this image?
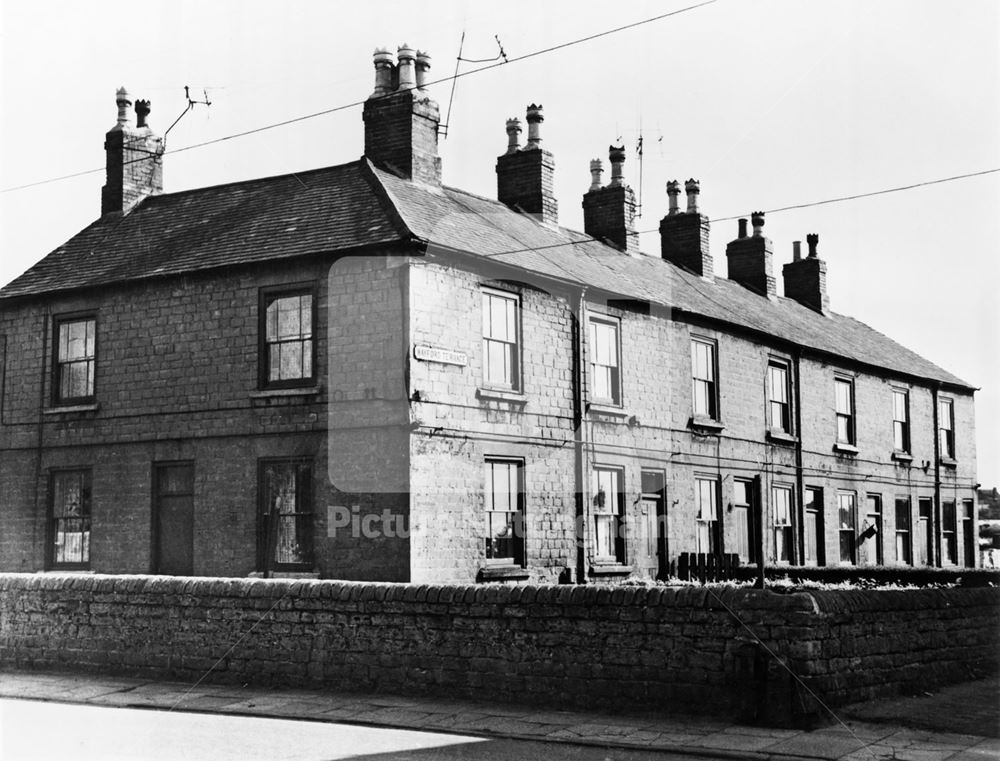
[1,0,717,194]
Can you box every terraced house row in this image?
[0,46,979,583]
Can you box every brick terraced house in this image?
[0,46,980,583]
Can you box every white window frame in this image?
[484,458,526,567]
[768,360,791,433]
[481,287,521,391]
[588,314,621,406]
[835,377,855,445]
[691,338,719,420]
[892,389,910,453]
[771,484,794,564]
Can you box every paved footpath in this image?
[1,670,997,760]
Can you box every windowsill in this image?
[689,416,725,434]
[41,568,94,574]
[476,387,527,405]
[43,403,100,415]
[833,442,859,455]
[250,386,322,399]
[766,429,798,446]
[589,563,632,577]
[939,456,958,469]
[891,451,914,463]
[587,402,628,419]
[478,565,530,581]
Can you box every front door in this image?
[639,471,666,579]
[153,462,194,575]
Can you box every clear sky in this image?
[1,0,997,487]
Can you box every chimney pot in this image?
[396,44,417,90]
[751,211,765,237]
[505,118,522,154]
[608,144,625,187]
[737,218,748,239]
[415,50,431,89]
[115,86,132,127]
[666,180,681,215]
[684,178,700,213]
[589,159,604,191]
[783,233,829,314]
[726,211,775,297]
[525,104,543,148]
[371,48,395,97]
[135,99,151,129]
[496,103,557,223]
[103,86,162,215]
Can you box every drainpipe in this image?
[793,348,805,566]
[932,384,942,567]
[571,288,588,583]
[33,308,50,569]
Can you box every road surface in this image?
[0,699,714,760]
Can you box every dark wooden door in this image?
[154,463,194,575]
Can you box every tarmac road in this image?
[0,699,715,761]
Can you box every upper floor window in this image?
[484,458,525,567]
[50,469,92,569]
[892,389,910,452]
[261,288,314,388]
[592,467,625,563]
[835,377,855,445]
[588,316,621,405]
[938,398,955,459]
[482,289,520,391]
[691,338,718,419]
[768,361,791,433]
[54,316,96,404]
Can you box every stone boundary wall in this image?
[1,575,997,722]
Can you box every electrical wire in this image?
[0,0,717,194]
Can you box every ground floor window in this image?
[804,487,824,566]
[485,459,525,566]
[894,497,911,565]
[771,484,793,563]
[593,468,625,563]
[732,479,755,564]
[859,494,883,565]
[942,500,957,565]
[259,459,313,570]
[695,476,720,555]
[838,492,856,564]
[917,498,933,566]
[50,469,92,568]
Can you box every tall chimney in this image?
[726,211,776,297]
[783,233,830,314]
[496,104,558,224]
[363,45,442,185]
[101,87,164,216]
[581,145,639,254]
[659,178,712,278]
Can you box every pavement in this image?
[1,669,998,761]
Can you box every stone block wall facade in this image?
[0,242,979,582]
[1,574,997,721]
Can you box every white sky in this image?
[1,0,998,487]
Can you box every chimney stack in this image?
[101,87,164,216]
[496,104,558,224]
[659,178,712,278]
[363,45,442,185]
[783,233,830,314]
[582,145,639,254]
[726,212,776,297]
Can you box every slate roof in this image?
[0,158,972,390]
